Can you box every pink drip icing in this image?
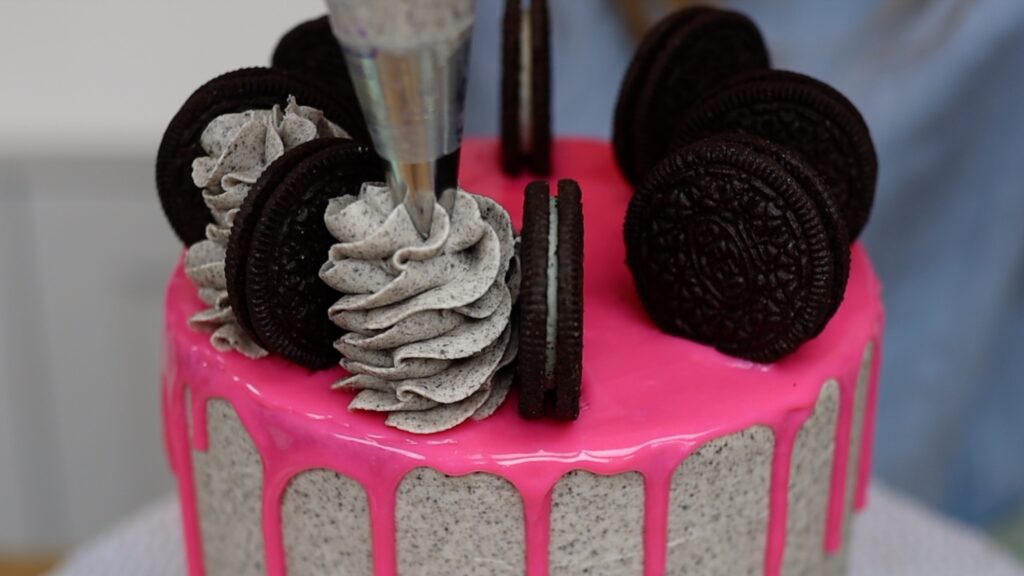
[521,478,554,576]
[262,472,287,576]
[368,475,400,576]
[640,458,678,576]
[764,411,806,576]
[162,138,884,576]
[166,359,208,576]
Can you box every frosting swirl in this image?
[185,97,348,357]
[320,183,520,434]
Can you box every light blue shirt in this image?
[464,0,1024,525]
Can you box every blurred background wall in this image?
[0,0,328,552]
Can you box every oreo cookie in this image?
[501,0,552,175]
[712,133,850,322]
[156,67,367,245]
[225,137,343,344]
[272,15,366,130]
[674,69,877,239]
[613,6,770,186]
[517,180,584,420]
[226,140,383,370]
[625,137,844,363]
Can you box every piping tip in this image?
[393,148,461,239]
[405,188,437,239]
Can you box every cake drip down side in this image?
[166,349,872,576]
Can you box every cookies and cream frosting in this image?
[320,183,520,434]
[185,97,348,357]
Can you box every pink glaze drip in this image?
[522,480,554,576]
[764,412,805,576]
[163,353,206,576]
[163,138,883,576]
[640,456,678,576]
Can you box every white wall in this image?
[0,0,324,158]
[0,174,37,549]
[0,0,324,549]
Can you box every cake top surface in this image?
[166,138,882,474]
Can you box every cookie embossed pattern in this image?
[157,4,884,576]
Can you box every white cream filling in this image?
[545,196,558,377]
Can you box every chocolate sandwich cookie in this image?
[226,140,383,370]
[225,137,343,345]
[272,15,365,130]
[613,6,770,186]
[517,180,584,420]
[625,137,842,363]
[673,69,877,239]
[711,133,850,322]
[156,67,366,245]
[501,0,552,175]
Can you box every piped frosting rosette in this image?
[185,98,348,357]
[320,183,520,434]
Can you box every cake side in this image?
[163,138,884,576]
[172,345,873,576]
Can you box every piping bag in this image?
[325,0,476,237]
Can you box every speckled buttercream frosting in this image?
[184,98,348,357]
[320,183,519,433]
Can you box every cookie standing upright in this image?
[674,70,878,239]
[224,137,347,347]
[501,0,552,175]
[155,67,366,245]
[227,141,384,370]
[613,6,770,186]
[625,138,843,362]
[712,132,851,321]
[517,179,584,420]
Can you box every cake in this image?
[162,136,882,575]
[158,6,883,576]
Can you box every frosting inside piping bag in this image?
[320,183,520,434]
[184,97,349,357]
